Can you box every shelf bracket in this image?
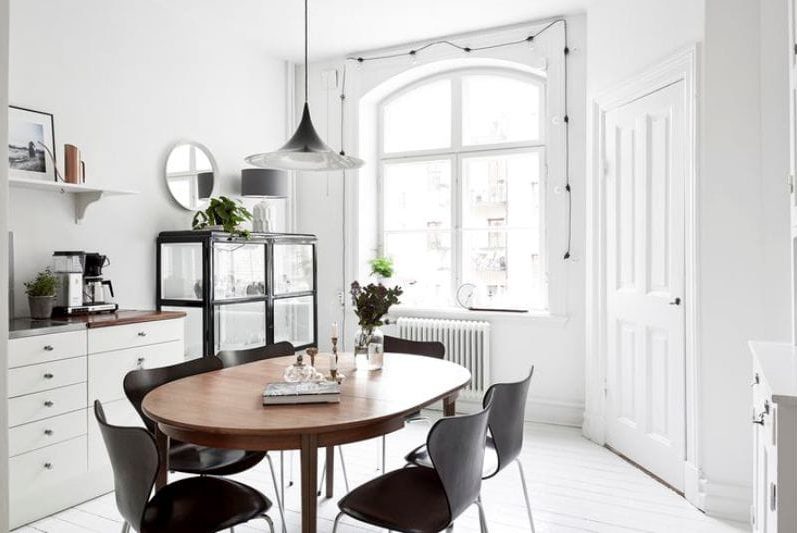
[74,191,104,223]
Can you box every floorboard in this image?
[15,419,748,533]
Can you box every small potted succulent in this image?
[25,268,59,319]
[350,281,402,370]
[192,196,253,238]
[369,256,394,281]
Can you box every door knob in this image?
[669,297,681,306]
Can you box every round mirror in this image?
[164,141,217,210]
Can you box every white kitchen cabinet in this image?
[750,342,797,533]
[7,313,185,528]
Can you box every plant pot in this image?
[28,295,55,319]
[354,326,384,371]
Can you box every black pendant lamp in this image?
[246,0,364,171]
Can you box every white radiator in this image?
[395,317,491,401]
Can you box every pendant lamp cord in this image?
[304,0,309,103]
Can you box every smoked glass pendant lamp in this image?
[245,0,364,171]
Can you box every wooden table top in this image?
[142,353,471,437]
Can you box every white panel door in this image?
[604,81,686,490]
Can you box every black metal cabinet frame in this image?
[156,230,318,357]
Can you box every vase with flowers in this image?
[350,281,402,370]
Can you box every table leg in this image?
[325,446,335,498]
[444,392,458,417]
[300,434,318,533]
[154,425,169,490]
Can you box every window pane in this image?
[383,79,451,152]
[384,160,451,231]
[461,229,546,310]
[462,75,541,145]
[384,231,452,306]
[462,152,541,230]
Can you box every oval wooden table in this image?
[142,353,471,533]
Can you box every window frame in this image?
[377,67,549,311]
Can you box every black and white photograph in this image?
[8,105,55,181]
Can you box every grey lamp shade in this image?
[241,168,289,198]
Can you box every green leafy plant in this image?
[192,196,253,238]
[24,268,59,297]
[369,256,394,278]
[350,281,403,329]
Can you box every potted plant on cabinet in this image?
[350,281,402,370]
[25,268,59,319]
[192,196,253,238]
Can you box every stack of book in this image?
[263,381,341,405]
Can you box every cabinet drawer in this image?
[8,330,87,369]
[88,399,142,472]
[9,436,88,503]
[9,410,87,457]
[8,383,87,427]
[8,356,87,398]
[88,319,183,354]
[88,341,184,403]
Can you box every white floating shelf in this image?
[9,176,138,223]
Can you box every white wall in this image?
[0,0,10,528]
[586,0,792,520]
[296,16,588,426]
[7,0,288,318]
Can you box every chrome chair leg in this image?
[121,523,130,533]
[516,459,535,532]
[332,511,344,533]
[317,454,326,496]
[266,454,288,533]
[262,512,275,533]
[338,445,350,492]
[382,435,386,473]
[279,450,285,505]
[475,496,489,533]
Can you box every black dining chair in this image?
[332,402,493,533]
[378,335,446,472]
[123,356,287,532]
[405,367,536,532]
[216,341,296,368]
[94,400,275,533]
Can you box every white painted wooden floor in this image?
[13,420,748,533]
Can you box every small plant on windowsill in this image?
[192,196,253,238]
[25,268,59,319]
[369,256,394,280]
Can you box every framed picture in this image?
[8,105,56,181]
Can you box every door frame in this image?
[584,45,701,508]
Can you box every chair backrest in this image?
[217,341,295,368]
[383,335,445,359]
[94,400,158,532]
[483,366,534,474]
[123,356,223,433]
[426,402,492,524]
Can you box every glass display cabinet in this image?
[157,231,317,357]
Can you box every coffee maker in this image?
[53,251,118,314]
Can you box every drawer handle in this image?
[43,345,54,352]
[43,373,54,379]
[44,400,54,408]
[137,357,146,366]
[137,331,147,337]
[44,429,54,436]
[751,373,760,387]
[43,462,53,470]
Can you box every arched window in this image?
[378,68,547,310]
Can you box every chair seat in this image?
[169,441,265,475]
[338,467,451,532]
[141,476,271,533]
[405,435,500,479]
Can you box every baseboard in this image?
[581,409,606,444]
[699,478,752,523]
[436,396,584,427]
[683,461,702,510]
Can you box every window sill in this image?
[386,305,569,326]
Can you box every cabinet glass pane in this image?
[274,296,314,347]
[214,301,266,353]
[273,244,314,294]
[161,243,203,300]
[213,243,266,300]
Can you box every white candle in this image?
[330,353,337,371]
[331,322,339,338]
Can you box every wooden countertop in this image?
[62,309,186,329]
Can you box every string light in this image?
[339,18,574,261]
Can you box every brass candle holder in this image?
[330,336,344,382]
